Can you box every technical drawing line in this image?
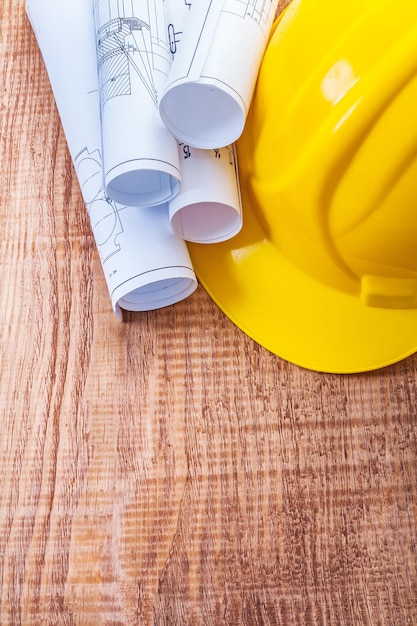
[74,147,124,263]
[105,155,181,180]
[94,0,171,108]
[97,16,158,105]
[110,265,194,299]
[224,0,276,30]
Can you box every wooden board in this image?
[0,1,416,623]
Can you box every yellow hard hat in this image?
[188,0,417,373]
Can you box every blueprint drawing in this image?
[94,0,171,108]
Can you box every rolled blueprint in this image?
[165,0,243,243]
[159,0,279,149]
[170,143,242,243]
[93,0,180,206]
[27,0,197,319]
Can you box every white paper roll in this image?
[169,144,242,243]
[159,0,279,149]
[93,0,181,206]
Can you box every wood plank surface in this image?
[1,1,416,624]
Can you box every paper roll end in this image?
[160,80,245,149]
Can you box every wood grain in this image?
[0,1,416,624]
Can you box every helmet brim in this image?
[188,181,417,374]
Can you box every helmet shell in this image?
[245,0,417,306]
[189,0,417,372]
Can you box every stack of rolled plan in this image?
[27,0,197,318]
[26,0,278,318]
